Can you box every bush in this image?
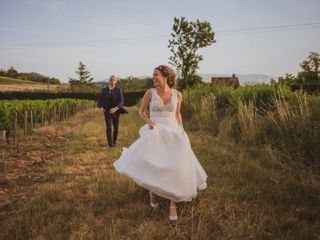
[181,83,320,167]
[0,90,145,107]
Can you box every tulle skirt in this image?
[113,115,208,202]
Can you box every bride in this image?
[113,65,208,221]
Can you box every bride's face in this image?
[153,69,166,87]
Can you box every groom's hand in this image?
[109,107,117,114]
[100,107,106,112]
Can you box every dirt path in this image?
[0,108,102,216]
[0,105,215,239]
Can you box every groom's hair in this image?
[109,75,116,80]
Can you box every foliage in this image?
[178,74,204,90]
[0,98,94,131]
[95,77,153,92]
[0,90,144,106]
[68,61,94,88]
[274,51,320,94]
[168,16,215,90]
[181,83,320,167]
[182,82,297,116]
[297,51,320,85]
[0,66,60,84]
[6,66,19,78]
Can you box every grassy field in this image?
[0,76,68,91]
[0,76,38,84]
[0,106,319,239]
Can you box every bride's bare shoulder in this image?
[143,88,153,98]
[147,88,155,94]
[176,89,182,98]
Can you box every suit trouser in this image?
[104,111,120,146]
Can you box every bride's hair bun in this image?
[155,65,177,88]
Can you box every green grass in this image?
[1,106,319,239]
[0,76,42,84]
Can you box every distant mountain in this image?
[94,73,278,86]
[138,73,277,84]
[200,73,277,85]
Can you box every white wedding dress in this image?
[113,87,208,202]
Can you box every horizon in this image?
[0,0,319,83]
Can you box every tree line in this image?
[68,61,154,92]
[272,51,320,94]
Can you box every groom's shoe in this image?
[108,145,113,151]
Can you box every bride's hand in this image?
[147,120,155,129]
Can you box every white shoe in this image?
[169,205,178,221]
[149,191,158,208]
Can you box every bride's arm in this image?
[139,89,154,126]
[175,91,184,127]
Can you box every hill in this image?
[0,76,41,84]
[0,76,69,92]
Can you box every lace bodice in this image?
[149,87,178,118]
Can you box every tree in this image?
[274,51,320,93]
[297,51,320,85]
[277,73,297,86]
[0,68,6,77]
[179,74,204,90]
[7,66,19,78]
[69,61,94,87]
[168,16,215,90]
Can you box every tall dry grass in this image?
[182,85,320,167]
[1,106,319,239]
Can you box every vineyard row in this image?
[0,98,96,144]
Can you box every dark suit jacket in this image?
[97,86,129,114]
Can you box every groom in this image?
[97,75,128,150]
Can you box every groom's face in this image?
[109,77,116,87]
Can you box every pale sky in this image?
[0,0,319,82]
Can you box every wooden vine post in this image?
[54,107,57,123]
[30,110,34,133]
[41,109,45,127]
[14,112,18,144]
[24,110,28,135]
[1,99,94,145]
